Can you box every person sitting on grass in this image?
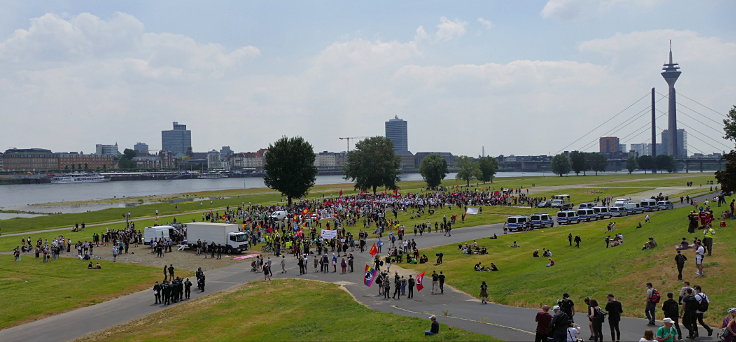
[490,234,498,239]
[490,262,499,271]
[543,248,552,257]
[533,249,540,257]
[425,315,440,336]
[642,237,658,250]
[88,262,94,269]
[636,222,643,229]
[419,254,429,264]
[546,258,555,267]
[510,241,520,248]
[676,238,691,250]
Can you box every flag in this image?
[369,243,378,256]
[364,265,377,287]
[415,272,426,291]
[302,208,309,215]
[339,189,343,197]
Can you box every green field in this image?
[400,198,734,325]
[76,279,494,342]
[0,257,164,329]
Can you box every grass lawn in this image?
[76,279,495,342]
[400,195,735,326]
[0,257,163,329]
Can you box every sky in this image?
[1,0,735,157]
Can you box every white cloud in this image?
[542,0,664,20]
[435,16,467,42]
[477,17,493,30]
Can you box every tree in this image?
[637,155,654,174]
[419,154,448,188]
[455,156,479,186]
[588,153,608,175]
[655,154,675,173]
[716,105,736,191]
[263,136,317,206]
[626,156,638,174]
[477,156,499,183]
[344,137,400,194]
[118,148,137,169]
[551,154,571,177]
[570,151,587,175]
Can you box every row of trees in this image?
[551,152,675,177]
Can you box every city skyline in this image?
[0,1,734,156]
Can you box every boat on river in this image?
[51,173,110,184]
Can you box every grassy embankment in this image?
[0,257,166,329]
[400,196,734,325]
[76,279,494,342]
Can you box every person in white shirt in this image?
[694,241,705,276]
[566,322,582,342]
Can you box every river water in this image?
[0,172,548,216]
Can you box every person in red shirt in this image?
[536,304,553,342]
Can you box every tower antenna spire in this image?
[669,40,672,64]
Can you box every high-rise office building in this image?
[631,143,652,156]
[162,122,192,157]
[661,129,687,158]
[95,143,120,156]
[385,115,408,153]
[134,142,149,155]
[599,137,620,153]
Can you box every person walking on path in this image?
[281,256,287,274]
[431,271,439,295]
[655,318,678,342]
[407,275,415,299]
[162,265,168,281]
[438,271,446,294]
[661,292,683,341]
[605,294,623,342]
[535,304,552,342]
[675,250,687,281]
[480,281,489,304]
[682,288,698,338]
[645,283,659,326]
[694,285,714,337]
[588,298,605,342]
[703,227,715,256]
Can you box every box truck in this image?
[144,225,178,244]
[186,222,248,253]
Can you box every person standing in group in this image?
[661,292,682,341]
[438,272,446,294]
[153,281,161,304]
[682,288,698,339]
[702,226,715,256]
[694,285,714,337]
[655,318,678,342]
[588,298,604,342]
[550,305,570,342]
[184,278,192,299]
[675,250,687,281]
[407,275,415,299]
[721,308,736,342]
[645,283,660,326]
[605,294,623,342]
[168,264,175,280]
[694,240,705,277]
[535,304,552,342]
[558,293,575,323]
[480,281,488,304]
[431,271,439,295]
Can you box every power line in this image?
[556,92,650,153]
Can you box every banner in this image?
[369,243,378,256]
[364,265,377,287]
[321,229,337,239]
[466,207,479,215]
[416,272,425,291]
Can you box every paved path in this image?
[0,192,719,342]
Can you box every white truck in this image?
[186,222,248,253]
[144,225,177,244]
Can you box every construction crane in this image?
[338,136,368,152]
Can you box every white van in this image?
[530,213,554,228]
[576,208,598,221]
[144,225,177,244]
[556,211,580,225]
[609,206,628,217]
[640,199,659,212]
[657,200,674,210]
[592,206,612,219]
[504,215,530,232]
[270,210,288,220]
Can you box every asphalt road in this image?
[0,192,719,342]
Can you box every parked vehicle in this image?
[144,225,178,244]
[536,200,550,208]
[186,222,248,253]
[270,210,288,220]
[622,202,643,215]
[609,206,628,217]
[504,215,530,232]
[640,199,660,212]
[592,206,612,219]
[556,210,581,225]
[576,208,598,221]
[578,202,596,210]
[550,195,573,210]
[657,200,674,210]
[530,213,554,228]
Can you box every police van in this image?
[530,213,554,228]
[504,215,530,232]
[657,200,674,210]
[556,210,581,225]
[608,206,628,217]
[592,206,612,219]
[640,199,660,212]
[576,208,598,222]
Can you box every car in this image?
[640,199,659,212]
[530,213,554,228]
[556,210,581,225]
[609,206,628,217]
[504,215,530,232]
[270,210,288,220]
[576,208,598,222]
[657,200,674,210]
[550,199,573,210]
[536,200,550,208]
[592,206,612,219]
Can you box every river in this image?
[0,172,549,217]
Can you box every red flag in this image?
[339,189,343,197]
[415,272,425,291]
[369,243,378,256]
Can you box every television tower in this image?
[661,41,681,157]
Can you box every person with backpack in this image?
[588,298,605,342]
[694,285,714,337]
[645,283,660,326]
